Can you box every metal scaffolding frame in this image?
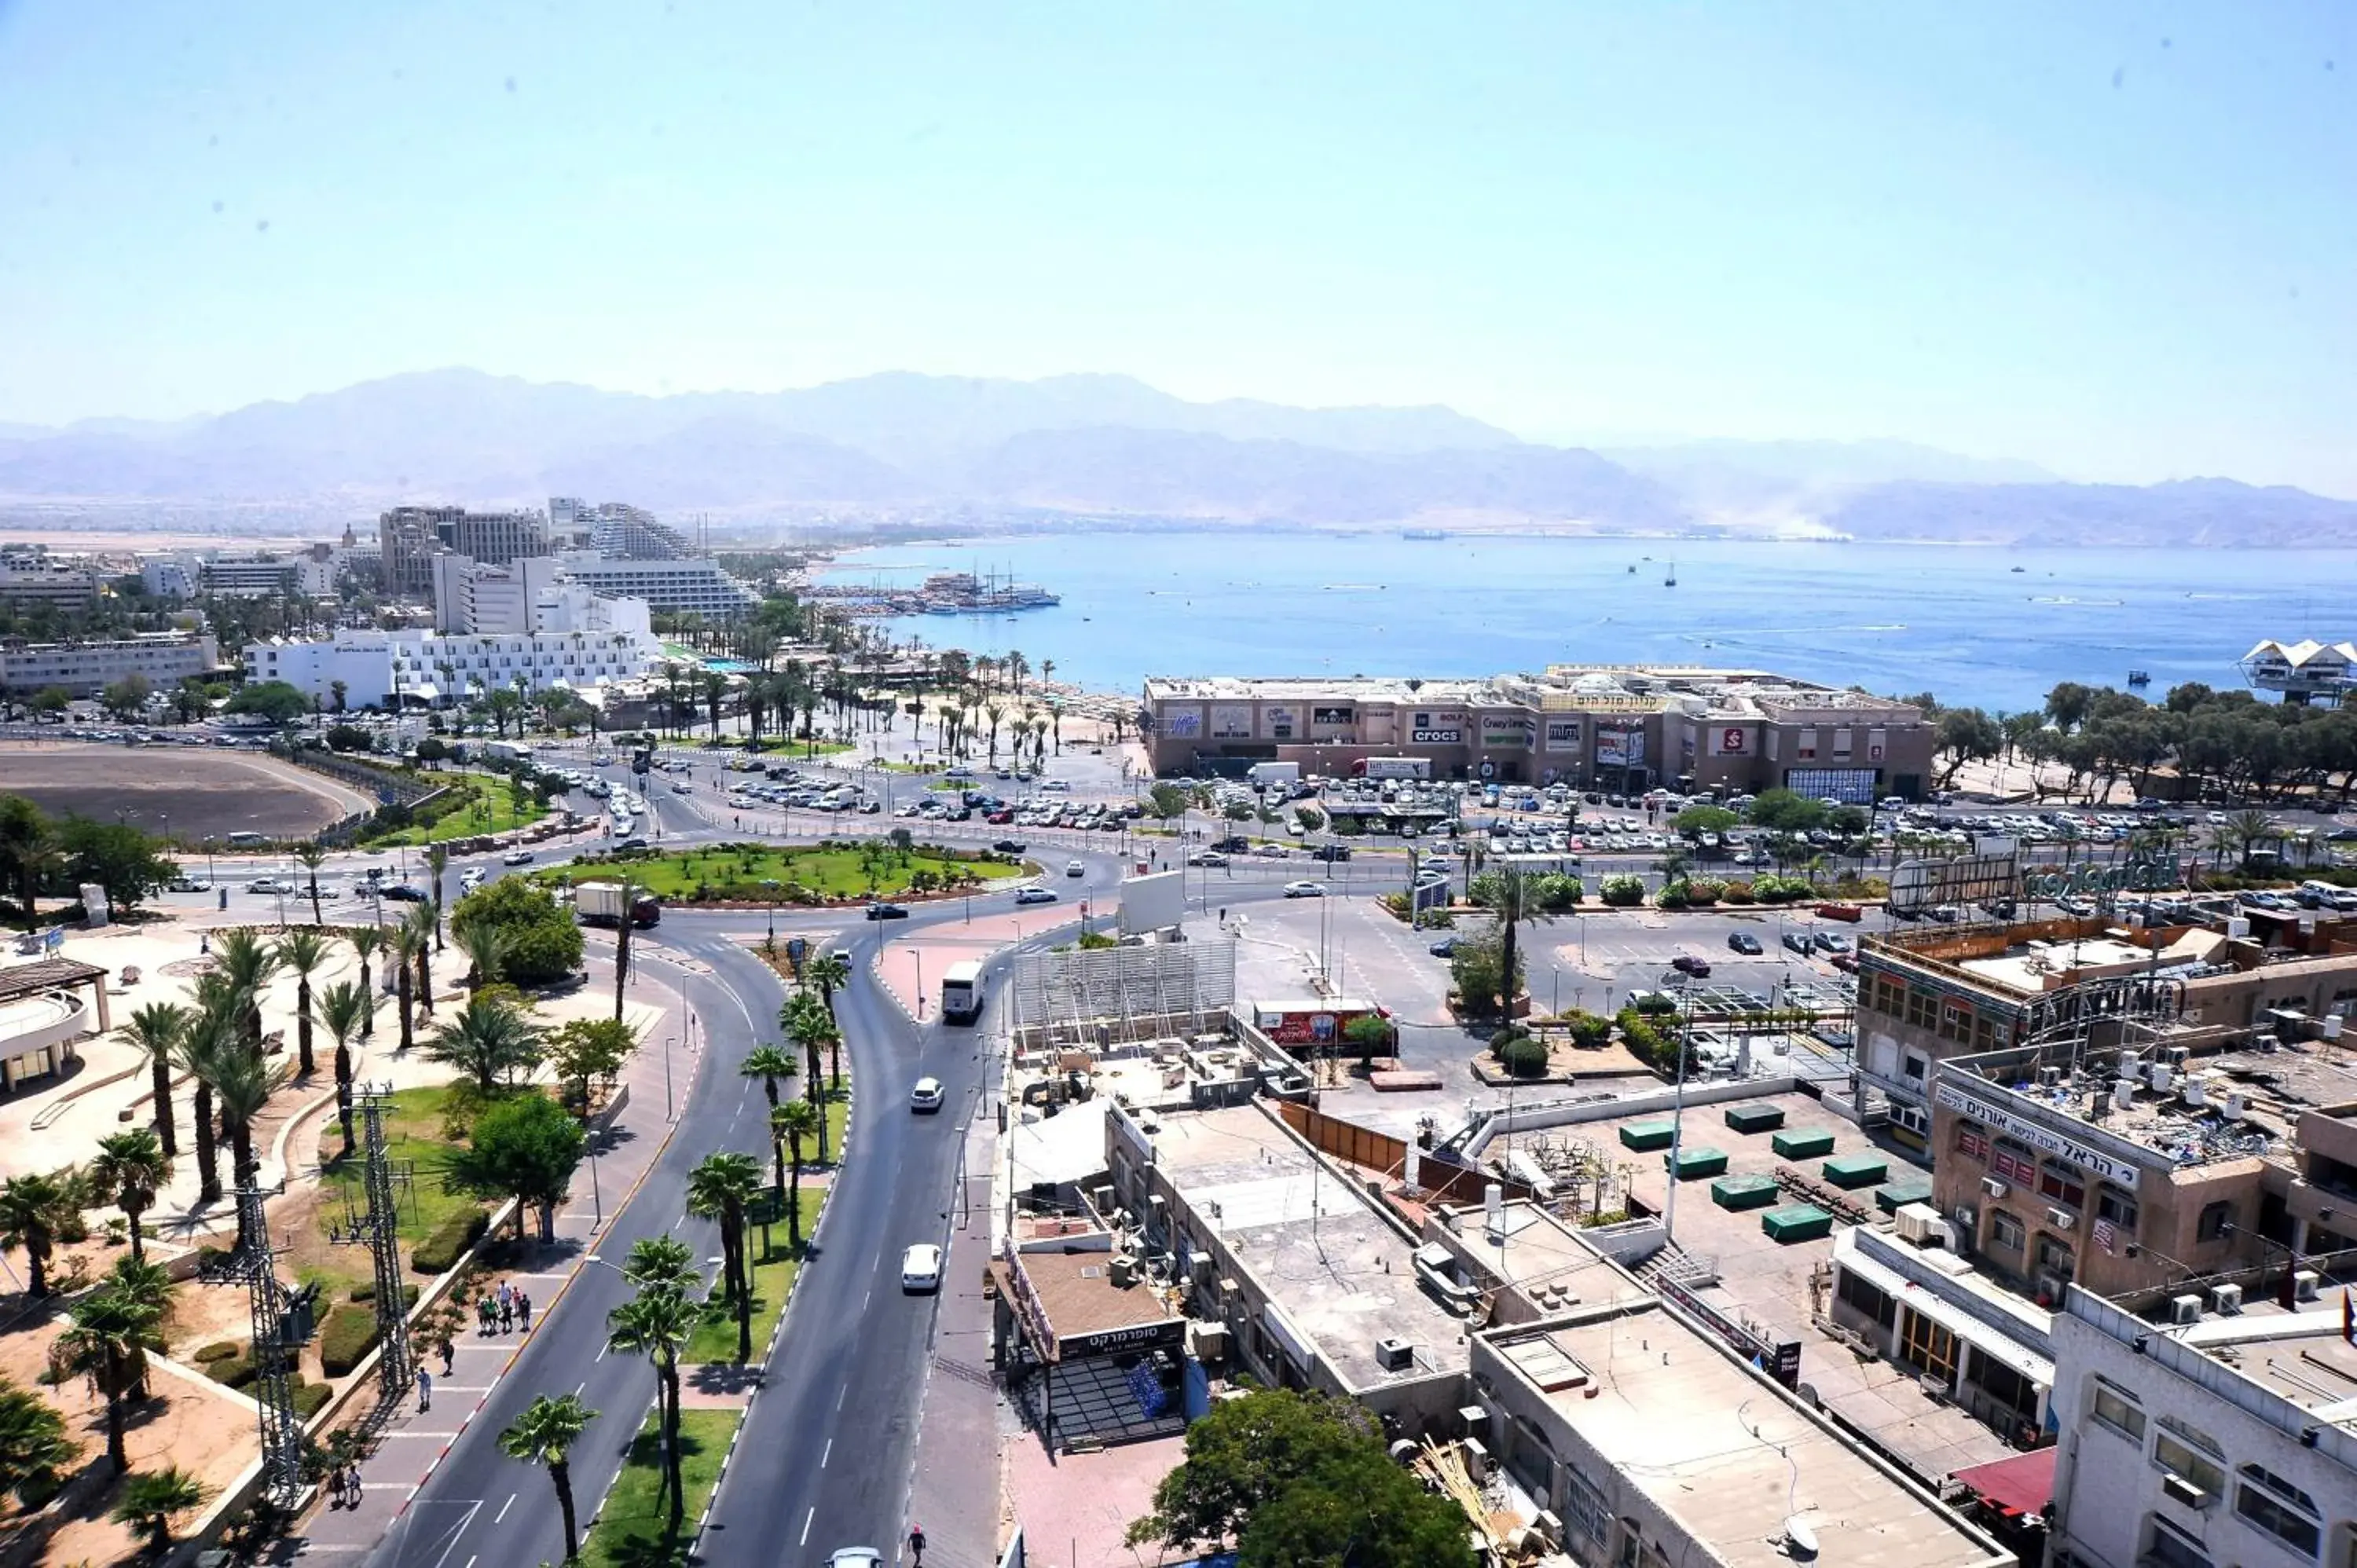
[331,1083,416,1405]
[1010,939,1238,1052]
[200,1185,316,1508]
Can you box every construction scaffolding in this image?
[200,1185,317,1509]
[329,1083,416,1405]
[1009,939,1238,1055]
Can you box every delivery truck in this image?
[577,881,662,929]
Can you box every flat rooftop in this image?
[2175,1302,2357,1431]
[1143,1102,1470,1390]
[1010,1247,1183,1357]
[1486,1303,2009,1568]
[1948,1053,2307,1169]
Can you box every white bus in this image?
[940,960,984,1024]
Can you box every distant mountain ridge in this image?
[2,368,2352,544]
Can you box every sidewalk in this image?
[288,987,688,1559]
[906,1099,1006,1567]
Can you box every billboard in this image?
[1480,716,1534,748]
[1262,704,1298,739]
[1161,705,1202,738]
[1410,729,1461,744]
[1886,852,2020,914]
[1710,725,1752,756]
[1310,705,1354,727]
[1117,870,1186,935]
[1543,718,1582,753]
[1785,767,1879,805]
[1595,727,1646,768]
[1209,704,1253,738]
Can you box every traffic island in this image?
[582,1407,739,1568]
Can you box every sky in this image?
[1,2,2352,494]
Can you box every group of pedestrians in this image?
[475,1279,533,1337]
[323,1460,366,1508]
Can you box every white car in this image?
[1014,887,1059,906]
[1282,880,1328,898]
[900,1243,944,1293]
[910,1076,945,1112]
[501,848,535,866]
[1065,859,1086,877]
[460,869,485,889]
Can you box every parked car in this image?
[865,902,909,921]
[1726,932,1762,955]
[1782,932,1813,954]
[1813,932,1851,954]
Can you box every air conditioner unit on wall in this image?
[1983,1177,2009,1199]
[2047,1208,2075,1231]
[2161,1474,2210,1510]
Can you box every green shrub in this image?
[1560,1009,1612,1049]
[291,1379,332,1420]
[349,1281,422,1309]
[1686,877,1725,906]
[1488,1025,1528,1058]
[318,1304,381,1379]
[411,1207,491,1275]
[1500,1037,1551,1079]
[1655,882,1690,910]
[1631,991,1680,1016]
[207,1356,257,1390]
[194,1340,240,1365]
[1598,874,1646,907]
[1721,880,1757,905]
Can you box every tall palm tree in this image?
[191,1033,288,1244]
[605,1287,697,1532]
[121,1002,192,1160]
[771,1100,819,1245]
[0,1172,74,1296]
[274,926,332,1077]
[456,920,508,994]
[0,795,57,933]
[424,846,449,951]
[346,922,385,1039]
[209,926,280,1058]
[174,994,233,1207]
[88,1129,170,1267]
[805,945,850,1022]
[500,1393,597,1563]
[686,1152,763,1362]
[780,993,838,1163]
[404,899,439,1014]
[738,1045,797,1119]
[621,1234,698,1294]
[294,844,329,925]
[315,980,369,1160]
[51,1280,160,1473]
[390,921,420,1053]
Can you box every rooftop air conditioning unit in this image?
[2149,1065,2174,1094]
[2161,1474,2209,1511]
[2039,1066,2065,1088]
[1982,1177,2010,1199]
[1894,1205,1943,1246]
[1374,1337,1415,1372]
[2165,1046,2191,1068]
[2169,1295,2204,1325]
[2181,1079,2208,1108]
[1951,1205,1978,1230]
[2210,1283,2242,1314]
[2047,1208,2076,1232]
[2295,1269,2321,1302]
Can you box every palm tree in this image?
[346,922,385,1039]
[500,1393,596,1563]
[771,1100,819,1245]
[315,980,369,1160]
[196,1033,287,1221]
[423,990,544,1094]
[425,847,449,951]
[780,993,838,1162]
[621,1234,698,1294]
[295,844,329,924]
[805,947,850,1022]
[210,926,281,1057]
[50,1278,161,1471]
[174,995,233,1207]
[122,1002,192,1160]
[390,921,420,1053]
[738,1045,797,1122]
[404,899,439,1013]
[89,1129,170,1267]
[108,1466,207,1552]
[0,1172,75,1296]
[604,1287,697,1533]
[274,926,332,1077]
[0,1376,75,1500]
[456,920,508,993]
[685,1152,763,1362]
[0,795,57,933]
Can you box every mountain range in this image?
[4,368,2354,545]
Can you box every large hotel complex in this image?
[1142,664,1937,798]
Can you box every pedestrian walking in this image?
[199,932,210,957]
[498,1296,513,1333]
[477,1296,495,1336]
[516,1291,532,1331]
[497,1279,514,1315]
[416,1367,432,1412]
[441,1339,455,1376]
[343,1463,362,1506]
[908,1523,927,1564]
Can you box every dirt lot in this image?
[0,741,372,841]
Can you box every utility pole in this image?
[332,1083,416,1405]
[202,1184,316,1508]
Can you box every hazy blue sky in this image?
[2,2,2351,493]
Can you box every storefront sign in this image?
[2022,848,2182,900]
[1162,707,1202,738]
[1934,1081,2143,1187]
[1481,716,1534,748]
[1067,1318,1186,1357]
[1543,719,1582,753]
[1412,729,1462,744]
[1711,726,1752,756]
[1311,705,1355,726]
[1209,704,1253,739]
[1262,704,1298,739]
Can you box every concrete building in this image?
[550,496,693,560]
[0,555,101,612]
[2242,638,2356,707]
[431,553,564,635]
[2046,1284,2357,1568]
[0,634,223,698]
[245,588,655,709]
[141,539,364,602]
[1140,665,1934,799]
[551,553,758,618]
[0,958,112,1096]
[377,505,552,598]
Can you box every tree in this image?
[804,947,850,1028]
[1933,706,2005,789]
[99,672,152,722]
[1237,1439,1475,1568]
[209,925,280,1057]
[547,1017,632,1116]
[172,1001,226,1207]
[780,993,838,1163]
[621,1234,699,1294]
[1671,804,1741,837]
[51,1277,163,1472]
[0,793,58,931]
[89,1128,170,1267]
[108,1467,207,1553]
[27,687,68,721]
[226,680,311,725]
[0,1171,76,1296]
[424,988,544,1094]
[1447,925,1524,1022]
[456,1092,585,1242]
[1341,1013,1395,1072]
[739,1043,797,1120]
[771,1101,819,1245]
[605,1286,697,1533]
[121,1001,192,1160]
[685,1152,763,1362]
[290,842,328,924]
[346,922,385,1039]
[1149,782,1192,829]
[451,877,583,987]
[275,925,332,1076]
[405,896,439,1005]
[57,817,174,916]
[0,1375,75,1503]
[315,980,368,1160]
[192,1029,288,1243]
[390,920,420,1056]
[500,1393,596,1563]
[1745,788,1830,834]
[456,919,508,993]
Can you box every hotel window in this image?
[2235,1465,2321,1557]
[2089,1376,2145,1442]
[2037,1163,2085,1209]
[2154,1418,2225,1497]
[1938,1000,1971,1042]
[1992,1139,2038,1186]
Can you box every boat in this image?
[2128,670,2151,687]
[2010,566,2026,573]
[1665,561,1677,588]
[1402,528,1447,540]
[1626,564,1637,574]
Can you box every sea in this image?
[815,533,2355,714]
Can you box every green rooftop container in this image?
[1772,1128,1837,1160]
[1821,1153,1890,1189]
[1875,1179,1935,1214]
[1711,1174,1780,1211]
[1724,1103,1786,1134]
[1619,1119,1677,1152]
[1762,1204,1835,1244]
[1666,1146,1728,1180]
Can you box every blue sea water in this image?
[818,533,2354,713]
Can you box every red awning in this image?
[1952,1445,2057,1519]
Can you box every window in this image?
[2198,1201,2234,1243]
[1939,1000,1971,1042]
[2146,1515,2214,1568]
[1992,1140,2039,1186]
[2154,1418,2225,1497]
[2038,1164,2086,1208]
[1955,1122,1990,1161]
[1838,1268,1897,1330]
[2235,1466,2320,1556]
[2098,1185,2139,1231]
[2035,1234,2075,1279]
[1990,1209,2025,1251]
[1560,1464,1610,1548]
[2090,1377,2145,1442]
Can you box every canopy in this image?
[1952,1445,2056,1519]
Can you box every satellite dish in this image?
[1783,1517,1820,1560]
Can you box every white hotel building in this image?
[245,584,659,709]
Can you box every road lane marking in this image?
[495,1493,515,1524]
[596,1342,608,1361]
[575,1380,587,1397]
[801,1506,815,1545]
[820,1438,832,1468]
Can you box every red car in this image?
[1814,902,1864,923]
[987,809,1015,824]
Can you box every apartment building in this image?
[377,505,552,597]
[550,496,692,560]
[0,556,101,612]
[551,553,757,617]
[431,553,564,635]
[0,635,223,698]
[1140,665,1934,798]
